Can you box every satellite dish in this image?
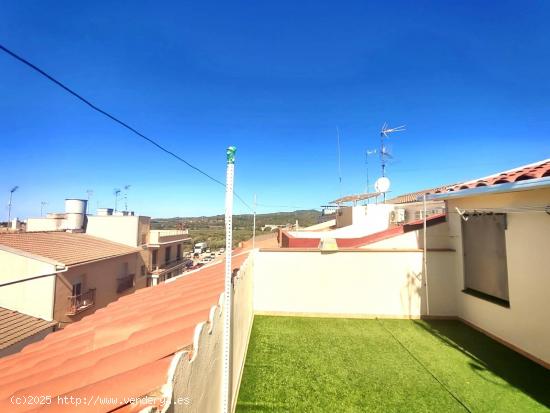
[375,177,391,193]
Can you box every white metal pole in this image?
[423,193,430,316]
[7,192,13,226]
[222,146,236,413]
[252,194,257,250]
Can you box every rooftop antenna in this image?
[365,149,377,202]
[7,186,18,228]
[124,185,131,211]
[40,201,48,217]
[336,126,343,198]
[86,189,93,214]
[379,122,405,202]
[113,188,121,212]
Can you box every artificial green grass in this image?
[236,316,550,412]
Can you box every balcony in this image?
[117,274,135,293]
[149,229,190,245]
[66,289,96,315]
[151,258,192,274]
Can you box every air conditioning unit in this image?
[390,208,406,224]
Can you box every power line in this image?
[0,43,254,211]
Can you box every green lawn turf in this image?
[236,316,550,412]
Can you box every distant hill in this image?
[151,210,321,249]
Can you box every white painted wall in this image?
[288,204,394,239]
[366,222,453,250]
[253,250,457,318]
[0,249,57,320]
[447,187,550,365]
[165,254,255,412]
[86,215,150,247]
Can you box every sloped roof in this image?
[387,159,550,204]
[0,308,56,350]
[446,158,550,192]
[0,251,248,413]
[0,232,139,266]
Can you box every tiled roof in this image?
[0,251,248,413]
[387,158,550,203]
[446,159,550,192]
[0,308,56,350]
[0,232,139,266]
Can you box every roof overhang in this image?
[427,176,550,201]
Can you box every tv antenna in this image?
[379,122,405,202]
[86,189,93,214]
[336,126,343,197]
[40,201,48,217]
[124,185,131,211]
[365,149,377,201]
[113,188,121,212]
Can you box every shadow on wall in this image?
[401,271,422,316]
[414,320,550,408]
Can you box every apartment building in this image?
[0,231,142,326]
[86,212,191,284]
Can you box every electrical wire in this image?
[0,43,254,211]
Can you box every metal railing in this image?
[66,289,96,315]
[117,274,135,293]
[152,257,188,272]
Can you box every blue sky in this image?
[1,1,549,218]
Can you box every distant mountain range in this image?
[151,210,321,249]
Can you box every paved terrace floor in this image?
[237,317,550,412]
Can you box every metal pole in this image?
[222,146,236,413]
[252,194,257,250]
[7,191,13,227]
[423,193,430,316]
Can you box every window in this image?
[176,244,182,261]
[165,247,171,264]
[152,250,158,267]
[72,282,82,297]
[462,213,509,306]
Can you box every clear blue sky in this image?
[1,1,549,219]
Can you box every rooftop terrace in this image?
[237,316,550,412]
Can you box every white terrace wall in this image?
[253,249,457,318]
[447,187,550,366]
[164,254,254,413]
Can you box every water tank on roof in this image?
[65,199,87,231]
[65,199,87,214]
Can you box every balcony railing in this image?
[151,257,190,272]
[66,289,96,315]
[117,274,135,293]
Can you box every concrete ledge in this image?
[259,248,456,253]
[254,311,424,319]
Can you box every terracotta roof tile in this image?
[446,159,550,191]
[0,251,249,413]
[0,232,139,266]
[0,308,56,350]
[387,158,550,203]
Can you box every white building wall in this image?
[447,187,550,365]
[0,249,57,320]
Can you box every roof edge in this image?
[427,176,550,200]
